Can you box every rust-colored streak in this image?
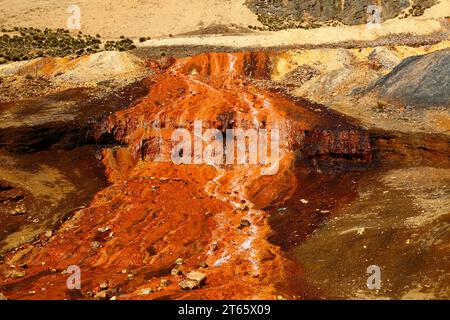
[0,52,371,300]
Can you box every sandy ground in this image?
[0,0,261,38]
[137,18,449,49]
[0,0,448,47]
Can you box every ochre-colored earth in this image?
[0,52,374,299]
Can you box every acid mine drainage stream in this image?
[0,51,449,299]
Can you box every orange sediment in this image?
[0,52,371,299]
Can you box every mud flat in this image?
[288,164,450,299]
[267,131,450,299]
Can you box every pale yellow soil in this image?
[271,41,450,135]
[0,0,448,47]
[0,0,261,38]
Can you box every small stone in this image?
[94,290,111,300]
[91,241,102,249]
[8,202,27,216]
[99,281,109,290]
[320,210,331,214]
[98,226,110,233]
[178,279,200,290]
[300,199,309,204]
[175,258,184,265]
[0,292,7,300]
[171,265,182,275]
[4,269,26,278]
[277,295,287,300]
[198,261,208,268]
[110,296,117,300]
[204,212,213,217]
[127,274,134,280]
[28,291,36,295]
[186,271,207,285]
[121,269,129,274]
[160,278,170,287]
[238,219,252,230]
[44,230,53,238]
[138,288,153,296]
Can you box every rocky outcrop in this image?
[367,48,450,107]
[246,0,437,27]
[0,52,151,153]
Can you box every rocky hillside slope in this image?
[246,0,438,29]
[0,52,372,300]
[366,48,450,107]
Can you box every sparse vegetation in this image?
[104,38,136,51]
[0,27,137,64]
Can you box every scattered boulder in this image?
[239,219,252,230]
[160,278,170,287]
[94,290,112,300]
[8,204,27,216]
[186,271,207,285]
[90,241,102,249]
[179,271,207,290]
[99,281,109,290]
[2,200,27,216]
[171,265,182,275]
[3,269,26,278]
[97,226,110,233]
[179,279,200,290]
[138,288,153,296]
[281,64,319,86]
[204,211,213,217]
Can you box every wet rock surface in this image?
[291,166,450,299]
[0,146,108,254]
[0,48,448,300]
[0,51,371,300]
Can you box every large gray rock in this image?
[368,48,450,107]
